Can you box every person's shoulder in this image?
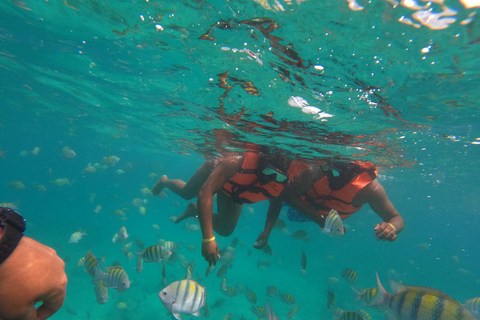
[223,152,246,162]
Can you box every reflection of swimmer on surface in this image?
[152,148,310,266]
[256,159,404,246]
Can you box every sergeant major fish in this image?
[159,279,206,320]
[371,272,476,320]
[69,231,86,243]
[135,245,172,273]
[321,209,345,237]
[94,266,130,293]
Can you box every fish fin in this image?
[389,280,454,300]
[388,278,408,294]
[172,313,183,320]
[192,310,201,317]
[371,272,388,307]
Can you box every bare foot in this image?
[152,175,168,196]
[175,202,198,224]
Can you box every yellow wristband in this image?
[202,236,215,243]
[388,223,396,232]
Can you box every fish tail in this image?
[351,286,362,302]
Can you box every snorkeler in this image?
[254,159,404,248]
[152,149,310,266]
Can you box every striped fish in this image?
[95,266,130,292]
[300,250,307,276]
[326,288,335,310]
[280,293,296,305]
[162,240,179,252]
[251,305,266,318]
[136,245,172,273]
[321,209,344,237]
[84,250,99,277]
[245,288,257,304]
[142,245,172,263]
[217,265,228,278]
[464,297,480,319]
[335,310,366,320]
[352,287,377,307]
[372,272,476,320]
[222,286,237,297]
[93,280,108,305]
[262,244,274,256]
[159,279,206,320]
[287,305,301,319]
[357,309,372,320]
[185,261,195,280]
[342,268,358,284]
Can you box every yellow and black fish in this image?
[217,264,228,278]
[326,288,335,310]
[222,286,237,297]
[287,305,300,319]
[371,272,476,320]
[245,288,257,304]
[251,305,266,318]
[352,287,378,307]
[84,250,99,277]
[335,310,366,320]
[280,293,296,305]
[341,268,358,284]
[93,280,108,305]
[95,266,130,293]
[185,261,195,280]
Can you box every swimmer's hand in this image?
[374,222,397,242]
[201,240,219,267]
[0,237,68,320]
[253,231,270,250]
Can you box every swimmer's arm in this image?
[197,154,244,239]
[263,198,283,235]
[361,180,404,234]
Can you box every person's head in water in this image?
[257,152,292,185]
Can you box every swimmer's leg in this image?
[152,160,216,199]
[174,202,198,224]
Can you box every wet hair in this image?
[258,151,292,173]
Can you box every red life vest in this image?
[222,152,309,204]
[301,161,377,219]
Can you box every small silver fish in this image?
[321,209,345,237]
[69,231,87,243]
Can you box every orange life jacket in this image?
[222,152,309,204]
[301,161,377,219]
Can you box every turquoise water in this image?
[1,0,480,319]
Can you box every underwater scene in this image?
[1,0,480,319]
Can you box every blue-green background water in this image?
[1,0,480,319]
